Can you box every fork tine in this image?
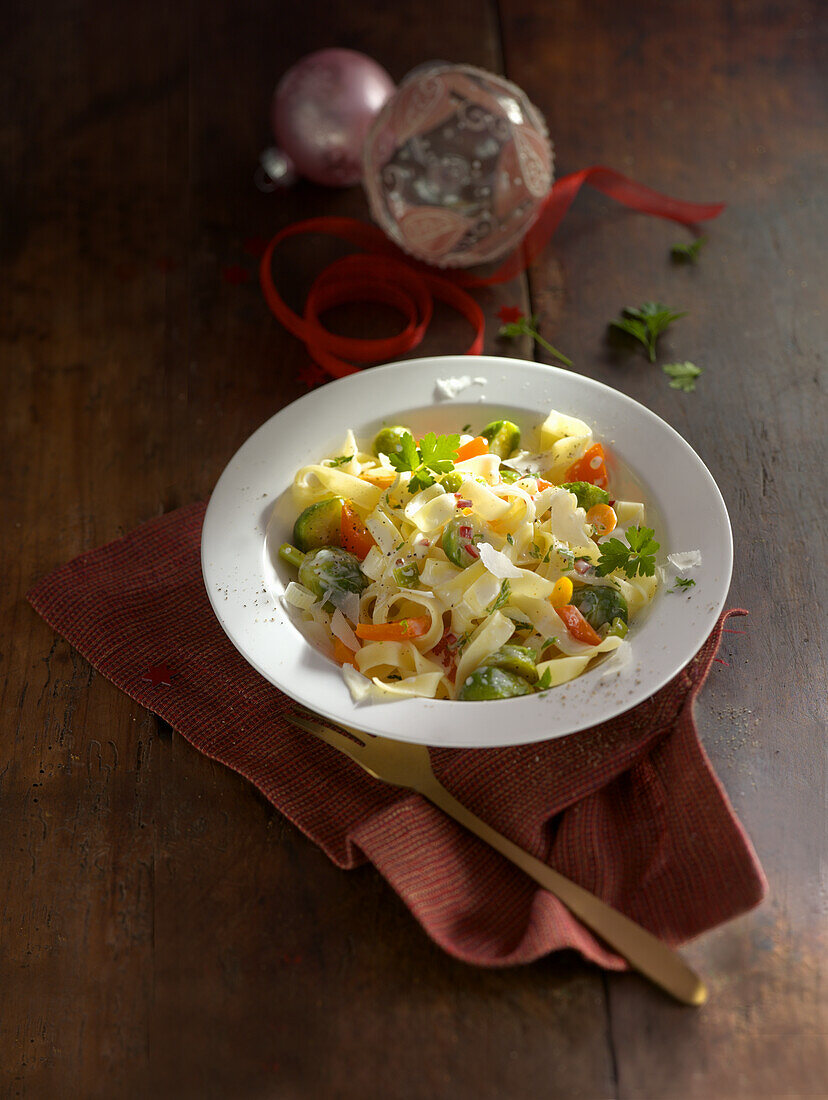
[287,711,380,778]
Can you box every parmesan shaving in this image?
[668,550,702,571]
[331,608,360,651]
[477,541,524,579]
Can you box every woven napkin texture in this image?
[28,501,766,969]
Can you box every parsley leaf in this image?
[662,361,702,392]
[596,525,660,579]
[487,580,511,614]
[669,577,696,592]
[535,667,552,691]
[671,236,706,263]
[325,454,353,467]
[498,312,573,369]
[610,301,687,362]
[388,431,460,493]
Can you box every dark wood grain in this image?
[1,0,825,1097]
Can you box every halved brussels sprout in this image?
[293,497,343,552]
[486,644,539,682]
[481,419,521,459]
[570,584,628,629]
[458,666,535,700]
[561,481,610,510]
[298,547,368,609]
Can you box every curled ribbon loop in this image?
[260,167,724,378]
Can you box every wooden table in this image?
[3,1,825,1096]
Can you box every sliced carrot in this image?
[535,478,552,491]
[355,616,431,642]
[332,637,356,665]
[455,436,489,462]
[340,500,375,560]
[555,605,602,646]
[564,443,608,489]
[585,503,617,537]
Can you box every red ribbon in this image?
[260,166,724,378]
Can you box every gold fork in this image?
[288,709,707,1006]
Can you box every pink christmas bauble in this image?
[272,49,395,187]
[363,63,554,267]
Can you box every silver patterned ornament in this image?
[362,63,554,267]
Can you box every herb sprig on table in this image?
[388,431,460,493]
[497,306,573,368]
[610,301,687,363]
[671,236,706,263]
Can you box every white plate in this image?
[202,356,732,748]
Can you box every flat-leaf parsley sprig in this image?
[497,306,573,369]
[388,431,460,493]
[596,525,660,579]
[610,301,687,363]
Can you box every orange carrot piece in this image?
[555,605,602,646]
[564,443,608,489]
[340,501,375,560]
[355,616,431,642]
[333,638,356,665]
[455,436,489,461]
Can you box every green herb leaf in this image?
[388,432,420,472]
[671,236,706,263]
[662,361,702,392]
[610,301,687,362]
[535,667,552,691]
[487,579,511,614]
[596,525,660,579]
[669,577,697,592]
[325,454,353,467]
[506,532,514,545]
[498,313,573,368]
[389,431,460,493]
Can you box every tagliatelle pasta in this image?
[276,410,660,703]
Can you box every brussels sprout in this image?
[481,419,521,459]
[441,515,487,568]
[373,425,412,458]
[486,644,539,683]
[561,481,610,510]
[570,584,628,630]
[298,547,368,609]
[292,497,343,552]
[458,666,535,700]
[439,470,464,493]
